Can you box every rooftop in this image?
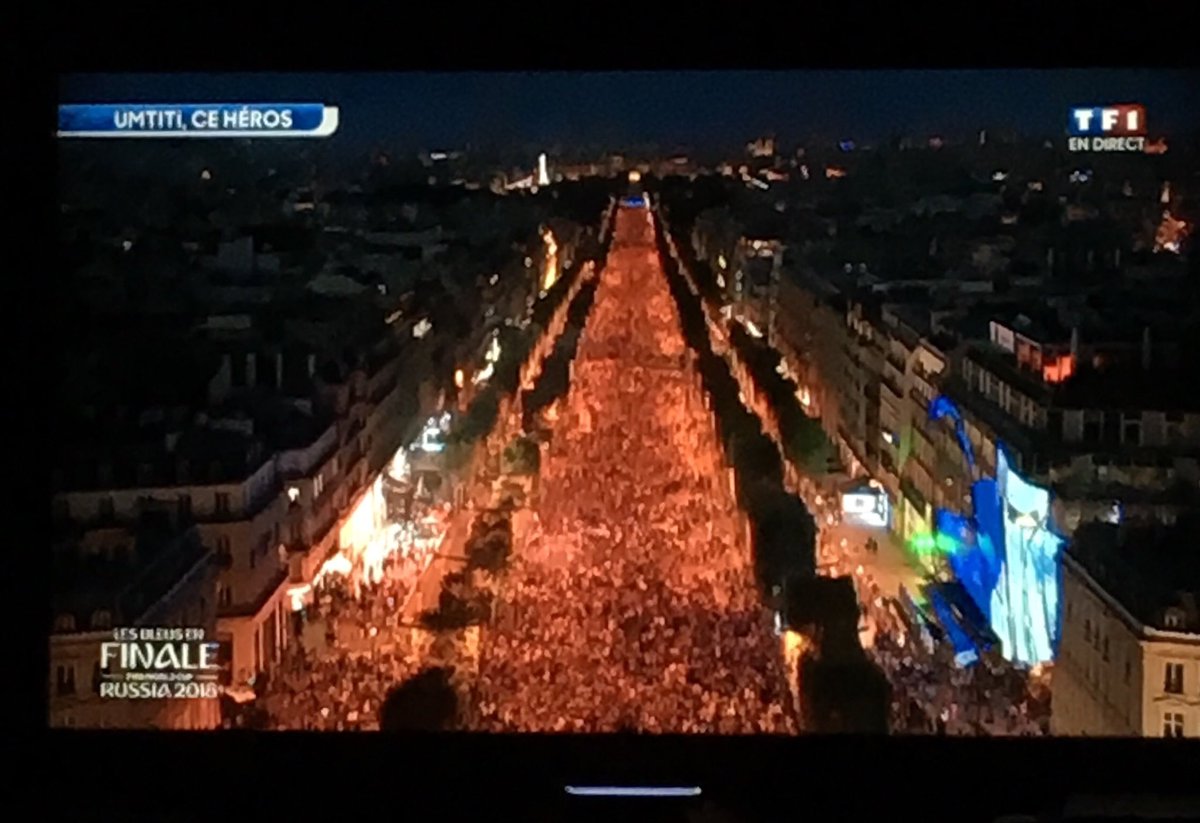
[211,391,334,453]
[54,424,268,493]
[1069,518,1200,635]
[52,514,214,632]
[1052,364,1200,412]
[961,344,1054,403]
[991,306,1073,344]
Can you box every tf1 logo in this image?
[1068,104,1147,152]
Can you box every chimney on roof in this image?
[1142,326,1152,370]
[307,354,316,378]
[1070,327,1079,361]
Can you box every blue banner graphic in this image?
[57,103,339,138]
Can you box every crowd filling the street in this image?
[473,206,795,733]
[240,204,1052,735]
[251,513,446,730]
[818,526,1050,735]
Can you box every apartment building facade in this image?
[1053,524,1200,737]
[947,326,1200,538]
[49,519,221,729]
[52,321,437,691]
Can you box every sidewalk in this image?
[820,519,925,602]
[400,512,472,624]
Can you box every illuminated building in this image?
[840,481,890,529]
[50,519,221,729]
[951,314,1200,534]
[52,322,439,697]
[1153,210,1190,254]
[746,136,775,158]
[923,394,1064,666]
[541,228,560,291]
[1053,519,1200,736]
[772,272,857,480]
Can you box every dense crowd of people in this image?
[246,205,1051,737]
[474,208,796,733]
[255,521,442,731]
[816,515,1051,736]
[869,592,1051,736]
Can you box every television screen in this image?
[51,70,1199,739]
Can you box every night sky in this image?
[61,70,1200,150]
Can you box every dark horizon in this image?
[60,70,1200,152]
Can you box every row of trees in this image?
[521,278,599,431]
[656,202,891,734]
[673,229,840,477]
[652,212,816,603]
[726,323,839,476]
[384,202,617,732]
[447,215,614,454]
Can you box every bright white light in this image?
[717,254,727,270]
[1099,499,1118,525]
[472,362,495,385]
[841,491,889,528]
[389,448,410,481]
[743,319,763,338]
[485,335,502,363]
[287,584,311,612]
[122,240,133,252]
[538,153,550,187]
[200,169,211,180]
[882,431,895,445]
[287,487,300,503]
[454,369,465,389]
[489,273,499,285]
[419,420,445,452]
[318,552,352,579]
[716,274,726,289]
[413,318,433,338]
[992,171,1008,181]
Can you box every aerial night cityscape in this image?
[50,70,1200,739]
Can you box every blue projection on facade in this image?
[991,449,1063,665]
[928,395,1063,666]
[928,394,976,474]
